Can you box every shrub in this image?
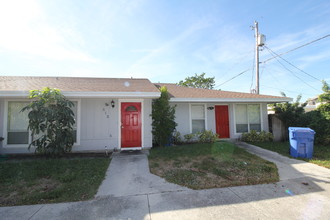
[182,130,218,144]
[172,131,183,145]
[22,87,75,156]
[198,130,219,143]
[241,130,273,142]
[184,133,196,143]
[151,86,177,147]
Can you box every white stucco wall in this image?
[0,97,153,154]
[76,98,153,151]
[173,102,234,138]
[143,99,153,148]
[77,98,118,152]
[261,103,269,132]
[172,103,190,135]
[0,99,4,149]
[172,102,269,140]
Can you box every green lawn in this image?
[0,157,110,206]
[252,142,330,169]
[148,141,279,189]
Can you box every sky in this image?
[0,0,329,101]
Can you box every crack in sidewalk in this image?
[27,205,44,220]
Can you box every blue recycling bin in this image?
[288,127,315,159]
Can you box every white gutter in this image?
[169,97,293,103]
[0,91,161,98]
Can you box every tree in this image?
[178,73,215,89]
[317,80,330,120]
[319,80,330,103]
[270,82,330,144]
[22,87,75,156]
[151,86,177,147]
[270,94,306,130]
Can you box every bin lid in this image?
[288,127,316,134]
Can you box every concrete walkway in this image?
[96,150,189,197]
[1,143,330,220]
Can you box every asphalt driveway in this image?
[1,142,330,220]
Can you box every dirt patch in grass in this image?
[1,153,110,161]
[0,177,62,206]
[149,142,279,189]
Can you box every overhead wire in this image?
[214,48,254,89]
[264,46,322,82]
[262,34,330,64]
[214,33,330,89]
[260,85,317,97]
[264,47,320,91]
[218,49,254,80]
[215,68,251,88]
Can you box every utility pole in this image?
[255,21,260,94]
[252,21,265,94]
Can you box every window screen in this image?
[7,102,29,144]
[191,105,205,133]
[235,104,261,133]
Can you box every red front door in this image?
[121,102,142,148]
[215,105,230,138]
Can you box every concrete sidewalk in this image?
[1,143,330,220]
[96,150,189,197]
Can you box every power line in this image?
[265,47,320,91]
[262,34,330,64]
[216,49,254,82]
[264,46,322,81]
[260,85,317,97]
[215,68,251,88]
[215,34,329,89]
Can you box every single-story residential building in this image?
[0,76,292,154]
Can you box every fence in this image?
[268,114,287,142]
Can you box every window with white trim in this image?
[71,101,78,143]
[6,100,79,145]
[7,101,30,144]
[191,104,205,133]
[235,104,261,133]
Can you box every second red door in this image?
[215,105,230,138]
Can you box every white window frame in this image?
[189,103,207,133]
[234,103,263,134]
[70,99,81,146]
[3,99,81,148]
[3,99,32,147]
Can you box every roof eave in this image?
[169,97,293,103]
[0,91,161,99]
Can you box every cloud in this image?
[0,0,96,62]
[125,20,210,76]
[266,25,330,53]
[211,25,254,64]
[298,49,330,63]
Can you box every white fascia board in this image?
[0,91,161,99]
[169,97,293,103]
[0,91,29,98]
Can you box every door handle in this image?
[121,126,124,128]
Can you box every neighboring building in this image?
[0,76,292,154]
[304,97,323,112]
